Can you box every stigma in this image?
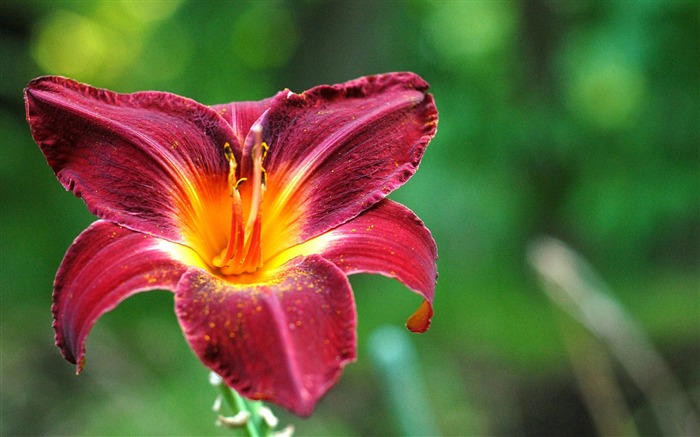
[212,127,268,276]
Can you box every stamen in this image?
[223,142,237,196]
[212,187,244,268]
[213,143,244,268]
[213,130,268,276]
[245,127,267,234]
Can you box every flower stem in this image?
[220,382,260,437]
[210,372,278,437]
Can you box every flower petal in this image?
[277,199,437,332]
[174,255,357,416]
[211,96,279,147]
[258,72,438,256]
[53,220,191,372]
[405,299,434,333]
[25,76,235,247]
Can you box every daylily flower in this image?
[25,72,438,416]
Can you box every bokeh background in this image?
[1,1,698,435]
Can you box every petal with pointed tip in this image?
[174,255,356,416]
[281,199,437,332]
[405,299,434,333]
[53,220,192,371]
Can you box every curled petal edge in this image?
[268,199,437,333]
[52,220,190,372]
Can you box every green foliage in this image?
[1,1,697,435]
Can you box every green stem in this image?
[209,372,283,436]
[212,374,261,437]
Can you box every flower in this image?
[25,73,438,415]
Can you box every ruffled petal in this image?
[274,199,437,332]
[257,73,438,256]
[25,76,235,249]
[174,255,356,416]
[53,220,193,372]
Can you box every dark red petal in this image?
[174,255,357,416]
[259,72,438,254]
[211,96,280,147]
[25,76,234,244]
[53,220,189,371]
[315,199,437,332]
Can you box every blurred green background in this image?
[1,1,698,435]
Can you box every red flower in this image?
[25,73,438,415]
